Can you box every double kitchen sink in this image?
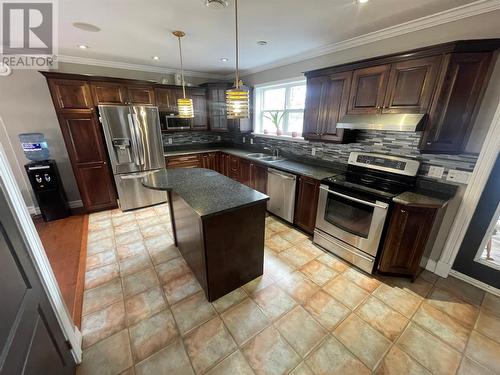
[245,153,286,162]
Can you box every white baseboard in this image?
[424,258,437,273]
[449,270,500,297]
[27,200,83,215]
[434,260,452,278]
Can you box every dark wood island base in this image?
[171,191,266,301]
[142,168,269,302]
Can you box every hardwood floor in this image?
[34,214,88,328]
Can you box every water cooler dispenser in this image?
[20,133,70,221]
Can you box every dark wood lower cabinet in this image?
[239,159,251,185]
[165,154,201,168]
[378,203,439,279]
[57,112,117,212]
[200,152,219,171]
[294,176,320,234]
[250,163,268,194]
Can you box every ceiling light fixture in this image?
[257,40,268,46]
[172,31,194,119]
[356,0,370,3]
[220,57,228,62]
[78,44,89,49]
[205,0,228,9]
[72,22,101,32]
[226,0,249,119]
[152,56,160,60]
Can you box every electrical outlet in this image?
[427,166,444,179]
[447,169,472,184]
[311,147,316,156]
[250,138,254,145]
[242,137,246,143]
[168,138,173,144]
[217,136,221,141]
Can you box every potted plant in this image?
[264,111,284,136]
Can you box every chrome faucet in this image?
[263,146,279,157]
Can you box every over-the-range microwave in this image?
[164,114,192,130]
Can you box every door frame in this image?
[0,142,82,363]
[435,100,500,280]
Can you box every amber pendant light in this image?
[173,31,194,118]
[226,0,249,119]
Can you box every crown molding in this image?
[57,55,227,80]
[238,0,500,78]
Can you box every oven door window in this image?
[324,193,374,238]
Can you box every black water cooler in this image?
[25,160,70,221]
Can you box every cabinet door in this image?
[294,176,320,234]
[378,204,437,277]
[57,112,117,211]
[219,153,230,176]
[91,82,127,105]
[303,76,325,140]
[192,94,208,130]
[155,88,176,112]
[228,155,240,180]
[47,79,93,111]
[420,52,492,153]
[347,65,390,114]
[383,56,441,114]
[127,86,155,105]
[200,153,218,170]
[250,163,267,194]
[239,159,251,186]
[320,72,352,142]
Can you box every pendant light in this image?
[173,31,194,119]
[226,0,249,119]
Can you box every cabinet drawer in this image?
[166,154,201,168]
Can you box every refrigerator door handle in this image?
[127,113,142,166]
[132,113,146,166]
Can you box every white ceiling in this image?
[59,0,482,76]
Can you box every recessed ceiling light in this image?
[78,44,89,49]
[205,0,228,9]
[257,40,268,46]
[220,57,228,62]
[356,0,370,3]
[72,22,101,32]
[152,56,160,60]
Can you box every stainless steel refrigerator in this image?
[99,105,167,211]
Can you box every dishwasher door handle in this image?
[267,168,296,180]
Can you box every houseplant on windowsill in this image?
[264,111,284,136]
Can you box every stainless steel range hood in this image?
[337,113,426,131]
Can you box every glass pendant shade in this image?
[226,88,249,119]
[177,98,194,118]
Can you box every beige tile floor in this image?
[77,204,500,375]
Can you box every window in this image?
[254,79,306,137]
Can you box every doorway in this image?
[453,154,500,289]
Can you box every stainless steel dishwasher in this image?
[266,168,297,223]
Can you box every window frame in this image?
[253,78,307,138]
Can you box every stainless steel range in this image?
[314,152,420,274]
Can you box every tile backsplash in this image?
[163,130,478,182]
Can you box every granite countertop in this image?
[164,147,345,180]
[142,168,269,218]
[393,191,449,208]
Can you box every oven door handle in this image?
[319,186,388,210]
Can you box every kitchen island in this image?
[142,168,269,301]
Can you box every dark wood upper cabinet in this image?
[303,72,352,142]
[382,56,442,114]
[48,79,93,111]
[57,112,117,211]
[127,86,155,105]
[378,203,438,279]
[155,88,179,112]
[347,65,390,114]
[91,82,127,105]
[294,176,320,234]
[192,93,208,130]
[420,52,493,153]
